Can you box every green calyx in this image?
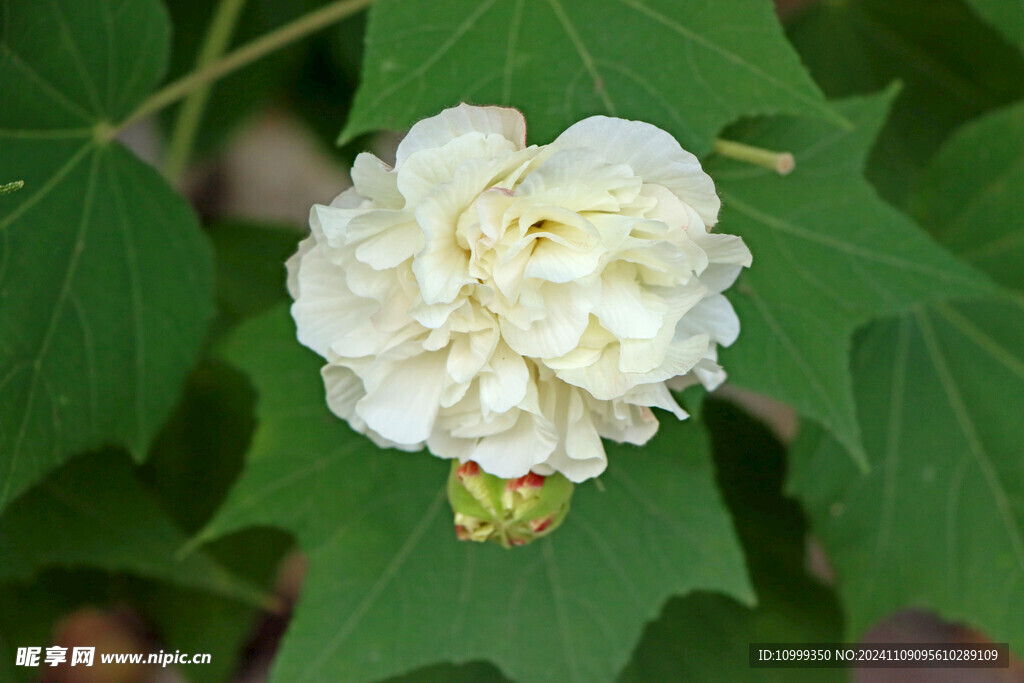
[446,461,574,549]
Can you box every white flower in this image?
[287,104,751,483]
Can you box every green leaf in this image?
[193,307,753,682]
[962,0,1024,55]
[209,221,299,325]
[139,360,257,533]
[709,91,993,466]
[790,298,1024,653]
[341,0,843,152]
[0,0,214,512]
[125,528,293,683]
[140,221,303,534]
[912,101,1024,295]
[0,451,266,607]
[787,0,1024,205]
[790,99,1024,651]
[621,399,843,682]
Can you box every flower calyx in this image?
[447,461,573,548]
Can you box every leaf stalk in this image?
[162,0,250,181]
[116,0,373,134]
[714,139,795,175]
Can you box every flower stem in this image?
[713,139,795,175]
[162,0,249,182]
[0,181,24,196]
[115,0,373,134]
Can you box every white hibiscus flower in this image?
[287,104,751,483]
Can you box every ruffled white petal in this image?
[285,235,315,300]
[556,332,710,400]
[479,341,529,415]
[355,352,448,445]
[396,103,527,166]
[322,363,364,423]
[470,410,558,478]
[354,218,423,269]
[623,382,687,419]
[446,325,498,384]
[679,294,741,346]
[398,132,521,205]
[350,153,401,209]
[593,264,667,340]
[499,283,592,358]
[550,116,720,226]
[289,241,378,358]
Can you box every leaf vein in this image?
[864,315,910,604]
[0,43,93,124]
[365,0,500,112]
[0,142,93,232]
[916,309,1024,578]
[1,148,101,508]
[721,192,983,290]
[502,0,524,104]
[546,0,616,114]
[616,0,833,118]
[297,487,447,679]
[542,541,580,681]
[0,128,92,139]
[45,0,105,116]
[744,286,836,420]
[105,150,147,452]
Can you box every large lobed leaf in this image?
[0,451,265,606]
[787,0,1024,206]
[0,0,214,512]
[195,307,753,682]
[791,299,1024,652]
[708,91,993,466]
[790,97,1024,652]
[341,0,843,152]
